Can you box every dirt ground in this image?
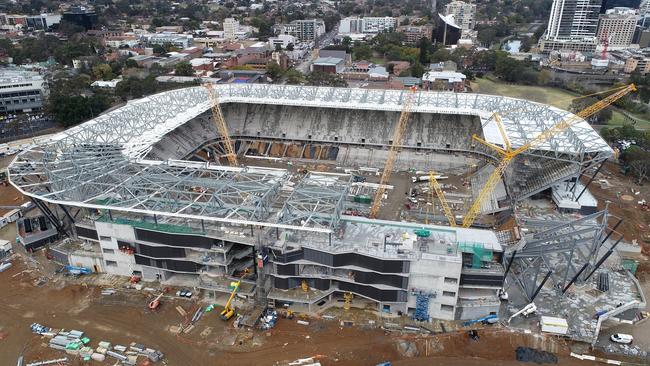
[586,161,650,272]
[0,248,604,366]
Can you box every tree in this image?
[418,37,433,64]
[286,43,294,51]
[538,69,551,85]
[353,44,372,61]
[630,159,650,184]
[342,36,352,49]
[284,69,305,85]
[306,71,347,87]
[174,61,194,76]
[152,44,166,55]
[92,64,114,81]
[410,62,425,78]
[266,62,284,80]
[47,94,111,127]
[430,48,451,63]
[570,97,612,124]
[125,59,139,68]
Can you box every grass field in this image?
[473,77,650,129]
[473,77,578,109]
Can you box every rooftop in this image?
[8,84,612,232]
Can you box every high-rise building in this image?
[338,17,397,34]
[279,19,325,42]
[597,7,639,48]
[223,18,240,40]
[541,0,602,52]
[546,0,602,40]
[444,1,476,31]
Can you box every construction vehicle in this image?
[220,270,250,321]
[461,84,636,228]
[507,302,537,324]
[462,314,498,327]
[204,83,238,166]
[370,86,417,218]
[62,265,92,276]
[148,293,164,310]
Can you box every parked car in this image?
[610,333,633,344]
[176,289,193,298]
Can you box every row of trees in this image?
[0,35,98,66]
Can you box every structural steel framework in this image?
[8,84,613,232]
[508,209,617,301]
[278,172,351,231]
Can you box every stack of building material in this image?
[48,329,89,354]
[130,343,165,362]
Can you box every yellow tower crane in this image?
[428,171,457,227]
[461,84,636,228]
[204,83,238,166]
[370,86,418,219]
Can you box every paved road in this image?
[295,26,339,74]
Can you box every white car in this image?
[610,333,633,344]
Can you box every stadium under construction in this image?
[7,84,645,342]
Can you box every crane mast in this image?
[204,83,238,166]
[369,87,417,219]
[429,171,457,227]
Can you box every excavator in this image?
[220,269,250,321]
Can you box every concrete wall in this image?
[408,253,462,320]
[95,221,142,277]
[147,105,483,160]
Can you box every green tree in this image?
[352,44,373,60]
[285,69,305,85]
[342,36,352,49]
[266,62,284,80]
[92,63,114,81]
[410,62,425,78]
[152,44,166,55]
[306,71,347,87]
[418,37,432,64]
[174,61,194,76]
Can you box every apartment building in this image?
[339,17,397,34]
[278,19,325,42]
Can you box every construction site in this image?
[1,83,649,365]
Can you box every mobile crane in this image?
[221,269,250,321]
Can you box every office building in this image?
[541,0,602,52]
[0,69,46,113]
[62,6,98,30]
[597,7,639,48]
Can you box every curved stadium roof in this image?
[7,84,612,231]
